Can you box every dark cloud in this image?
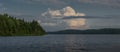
[14,0,120,8]
[62,16,107,19]
[0,3,3,7]
[78,0,120,7]
[16,0,120,7]
[14,0,67,7]
[62,15,120,19]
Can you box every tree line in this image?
[48,28,120,34]
[0,14,46,36]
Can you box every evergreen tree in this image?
[0,14,46,36]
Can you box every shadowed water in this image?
[0,34,120,52]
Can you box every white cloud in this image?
[40,6,87,30]
[41,6,86,18]
[37,20,41,23]
[37,20,58,26]
[66,18,87,29]
[41,8,62,17]
[63,6,85,16]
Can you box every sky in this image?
[0,0,120,31]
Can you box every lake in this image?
[0,34,120,52]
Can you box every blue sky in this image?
[0,0,120,31]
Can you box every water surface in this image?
[0,34,120,52]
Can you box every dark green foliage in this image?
[0,14,46,36]
[48,28,120,34]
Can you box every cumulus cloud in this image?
[41,8,62,17]
[66,18,87,29]
[63,6,85,16]
[41,6,86,18]
[40,6,87,30]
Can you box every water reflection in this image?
[64,35,87,52]
[0,35,120,52]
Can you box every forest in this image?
[48,28,120,34]
[0,14,46,36]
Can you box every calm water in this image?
[0,34,120,52]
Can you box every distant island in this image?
[0,14,46,36]
[48,28,120,34]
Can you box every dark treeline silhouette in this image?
[48,28,120,34]
[0,14,46,36]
